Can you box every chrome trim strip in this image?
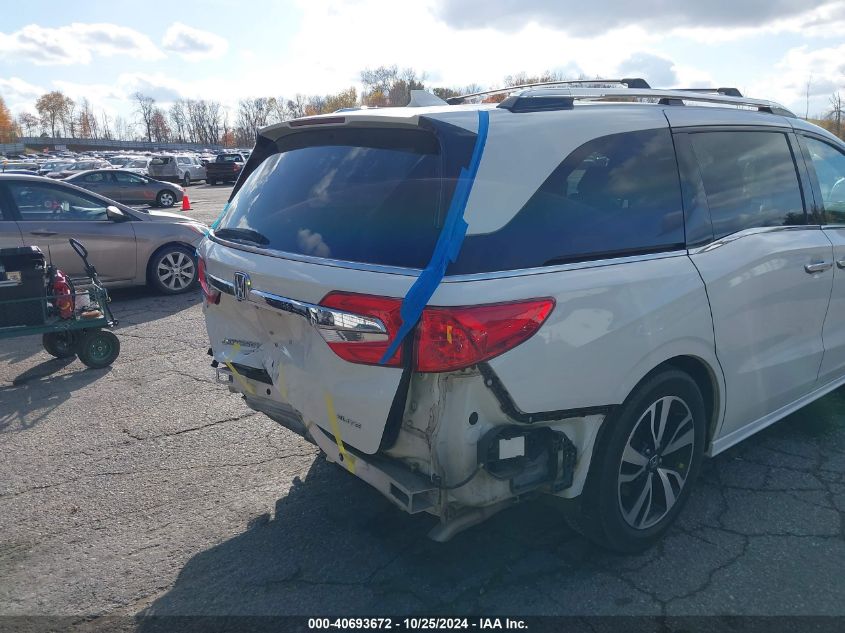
[688,225,823,255]
[247,288,388,340]
[207,274,234,294]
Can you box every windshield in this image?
[215,128,443,269]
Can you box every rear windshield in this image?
[215,128,442,269]
[216,154,242,163]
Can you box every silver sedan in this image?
[0,174,205,294]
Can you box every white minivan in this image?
[198,81,845,551]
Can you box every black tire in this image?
[569,368,706,553]
[156,190,176,208]
[147,245,198,294]
[42,331,79,358]
[208,178,217,186]
[182,172,191,187]
[76,330,120,369]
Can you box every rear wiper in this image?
[214,227,270,246]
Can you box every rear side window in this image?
[689,131,805,239]
[451,128,684,273]
[216,129,442,268]
[802,136,845,222]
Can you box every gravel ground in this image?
[0,183,844,628]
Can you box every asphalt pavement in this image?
[0,183,844,628]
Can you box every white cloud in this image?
[162,23,228,61]
[745,43,845,117]
[0,22,164,65]
[433,0,839,37]
[617,53,678,87]
[0,76,45,113]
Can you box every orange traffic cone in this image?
[181,194,191,212]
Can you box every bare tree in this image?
[805,73,813,120]
[133,92,156,142]
[169,100,189,143]
[114,114,134,141]
[360,66,426,106]
[270,97,287,123]
[63,99,77,137]
[285,95,307,119]
[17,112,40,136]
[150,108,170,142]
[829,91,844,137]
[236,97,275,143]
[77,98,98,139]
[99,110,113,140]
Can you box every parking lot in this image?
[1,183,845,626]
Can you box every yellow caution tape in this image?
[224,361,255,396]
[276,363,289,400]
[324,393,355,474]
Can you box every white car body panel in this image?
[689,227,834,438]
[439,252,718,414]
[202,240,415,454]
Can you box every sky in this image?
[1,0,845,126]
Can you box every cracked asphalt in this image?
[0,183,844,627]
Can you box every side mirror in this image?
[106,205,126,221]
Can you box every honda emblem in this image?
[234,272,250,302]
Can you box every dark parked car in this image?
[206,152,247,185]
[65,170,184,208]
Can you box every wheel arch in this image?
[627,355,722,454]
[145,241,198,280]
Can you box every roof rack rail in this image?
[494,87,795,117]
[445,78,650,104]
[675,87,743,98]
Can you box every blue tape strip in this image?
[380,109,490,364]
[210,202,230,231]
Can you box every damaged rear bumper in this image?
[215,364,584,540]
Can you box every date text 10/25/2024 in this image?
[307,618,529,630]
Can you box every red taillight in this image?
[416,299,555,372]
[320,292,404,367]
[319,293,554,373]
[198,257,220,305]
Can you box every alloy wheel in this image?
[617,395,695,530]
[156,251,196,291]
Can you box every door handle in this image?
[805,261,833,273]
[29,231,57,237]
